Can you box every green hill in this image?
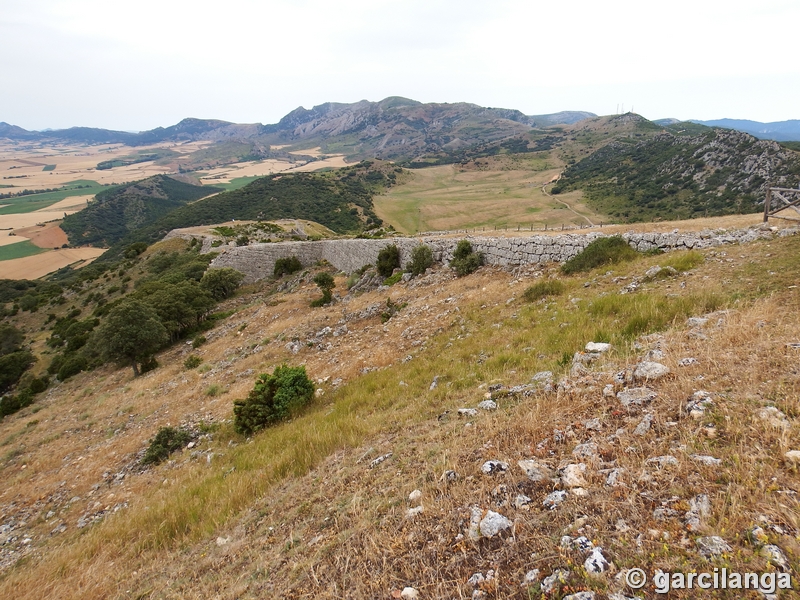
[101,161,398,260]
[553,122,800,221]
[61,175,221,247]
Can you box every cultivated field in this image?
[374,154,604,233]
[197,154,350,185]
[0,246,104,279]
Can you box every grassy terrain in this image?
[42,165,56,172]
[0,240,48,261]
[1,228,799,597]
[203,175,262,191]
[0,180,107,215]
[375,154,602,232]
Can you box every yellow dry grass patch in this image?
[0,247,104,279]
[375,158,605,233]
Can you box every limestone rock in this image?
[633,361,670,381]
[481,460,509,475]
[517,459,553,482]
[784,450,800,467]
[585,342,611,353]
[584,547,610,574]
[690,454,721,466]
[400,587,419,600]
[617,387,656,409]
[477,400,497,411]
[696,535,731,558]
[543,490,568,510]
[759,406,790,429]
[761,544,789,570]
[646,455,679,468]
[479,510,513,537]
[560,463,588,488]
[541,569,570,594]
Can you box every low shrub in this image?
[184,355,202,369]
[233,365,315,435]
[376,244,401,277]
[561,236,638,274]
[450,240,484,277]
[407,244,433,276]
[522,280,566,302]
[311,272,335,307]
[274,256,303,277]
[141,426,192,465]
[383,272,403,286]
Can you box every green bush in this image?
[561,236,638,274]
[184,355,202,369]
[141,426,192,465]
[523,280,566,302]
[450,240,484,277]
[376,244,401,277]
[407,244,433,276]
[0,351,35,394]
[311,272,335,307]
[192,335,207,349]
[383,272,403,286]
[200,268,245,300]
[233,365,315,435]
[274,256,303,277]
[57,354,88,381]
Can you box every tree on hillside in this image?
[95,299,168,377]
[200,267,246,300]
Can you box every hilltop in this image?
[0,218,798,598]
[60,175,221,247]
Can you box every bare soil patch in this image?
[12,222,68,248]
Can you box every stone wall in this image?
[199,225,785,282]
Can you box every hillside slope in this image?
[60,175,221,247]
[554,117,800,221]
[0,224,799,598]
[100,161,398,259]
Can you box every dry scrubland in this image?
[0,228,799,598]
[374,155,603,234]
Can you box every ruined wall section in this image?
[205,226,781,282]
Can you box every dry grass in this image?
[374,155,606,234]
[1,234,799,598]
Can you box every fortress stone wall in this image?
[166,226,785,283]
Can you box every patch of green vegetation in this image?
[561,236,638,274]
[42,165,56,171]
[233,365,315,435]
[0,180,106,215]
[61,175,220,247]
[450,239,484,277]
[522,280,566,302]
[0,240,48,262]
[102,162,394,260]
[205,176,262,191]
[383,272,403,286]
[141,426,192,465]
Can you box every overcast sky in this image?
[3,0,799,131]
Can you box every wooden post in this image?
[764,188,772,222]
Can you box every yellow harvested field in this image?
[0,140,208,190]
[35,194,94,212]
[292,154,350,171]
[0,235,28,247]
[0,247,104,279]
[199,154,349,184]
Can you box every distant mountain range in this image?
[0,98,596,161]
[689,119,800,142]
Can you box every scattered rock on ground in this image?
[696,535,732,558]
[633,361,670,381]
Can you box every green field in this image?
[43,164,56,171]
[0,180,108,215]
[374,154,603,233]
[0,240,48,261]
[203,176,262,192]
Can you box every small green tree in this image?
[376,244,401,277]
[450,240,484,277]
[407,244,433,276]
[233,365,315,435]
[95,299,168,377]
[274,256,303,277]
[200,268,245,300]
[311,272,335,307]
